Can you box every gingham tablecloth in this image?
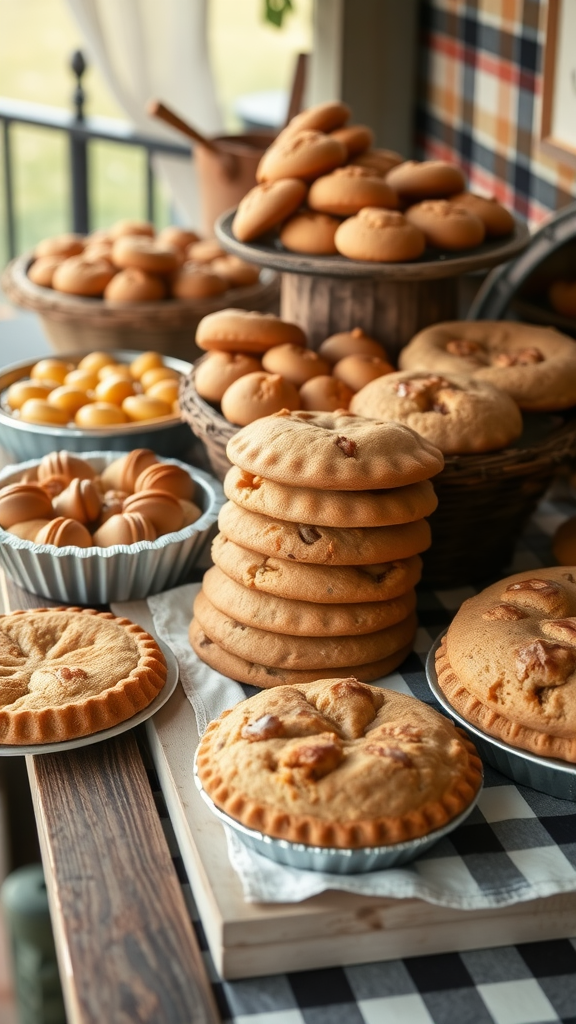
[148,495,576,1024]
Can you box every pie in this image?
[0,606,167,744]
[196,676,482,848]
[435,567,576,762]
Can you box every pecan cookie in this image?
[192,590,417,670]
[217,501,432,565]
[202,564,416,635]
[211,533,423,603]
[223,466,438,528]
[436,567,576,761]
[196,677,482,846]
[399,321,576,411]
[226,409,444,490]
[350,371,523,454]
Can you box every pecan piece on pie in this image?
[502,578,570,616]
[541,618,576,644]
[492,347,544,367]
[313,677,384,739]
[365,744,414,767]
[514,639,576,689]
[335,435,357,458]
[279,733,344,779]
[483,604,527,621]
[445,339,484,358]
[241,713,284,741]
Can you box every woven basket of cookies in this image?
[179,309,396,480]
[348,320,576,587]
[1,220,279,361]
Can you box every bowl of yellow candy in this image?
[0,349,194,460]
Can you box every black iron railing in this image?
[0,51,190,259]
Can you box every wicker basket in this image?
[423,411,576,588]
[1,254,279,361]
[179,359,238,480]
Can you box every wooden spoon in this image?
[146,100,238,179]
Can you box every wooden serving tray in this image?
[117,601,576,980]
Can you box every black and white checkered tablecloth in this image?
[149,496,576,1024]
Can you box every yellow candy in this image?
[47,386,91,416]
[97,363,133,381]
[130,351,164,380]
[64,368,99,390]
[6,380,54,410]
[122,395,173,421]
[146,378,179,405]
[95,376,136,405]
[75,402,129,427]
[30,359,72,385]
[77,351,116,373]
[19,399,70,425]
[141,366,180,390]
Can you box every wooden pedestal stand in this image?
[216,211,530,360]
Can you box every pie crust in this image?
[196,677,482,848]
[0,606,167,744]
[435,567,576,762]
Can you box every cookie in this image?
[232,179,308,242]
[211,533,423,603]
[35,234,84,259]
[279,211,340,254]
[319,328,388,365]
[256,130,347,184]
[437,567,576,762]
[28,255,65,288]
[552,517,576,565]
[223,467,438,528]
[196,309,307,354]
[350,371,523,455]
[335,208,426,262]
[189,617,412,686]
[104,268,166,302]
[156,227,201,250]
[261,345,331,386]
[221,372,300,426]
[398,321,576,411]
[218,501,432,565]
[193,590,417,669]
[226,409,444,490]
[330,124,374,157]
[385,160,466,200]
[308,166,399,217]
[299,376,354,412]
[281,101,351,137]
[449,193,515,237]
[209,256,260,288]
[186,239,226,263]
[203,564,416,636]
[171,265,228,299]
[52,256,115,297]
[351,149,404,175]
[111,236,180,274]
[405,200,485,250]
[194,352,262,405]
[332,354,394,391]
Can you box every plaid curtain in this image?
[415,0,576,225]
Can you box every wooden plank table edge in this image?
[0,575,220,1024]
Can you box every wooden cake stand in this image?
[216,210,530,359]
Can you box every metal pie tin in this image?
[193,752,482,874]
[0,452,224,604]
[0,351,194,461]
[426,631,576,802]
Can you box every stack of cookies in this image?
[189,410,444,686]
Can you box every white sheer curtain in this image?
[65,0,223,226]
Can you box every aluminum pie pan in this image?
[193,751,482,874]
[0,350,193,460]
[426,630,576,801]
[0,452,224,603]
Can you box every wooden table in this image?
[0,573,220,1024]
